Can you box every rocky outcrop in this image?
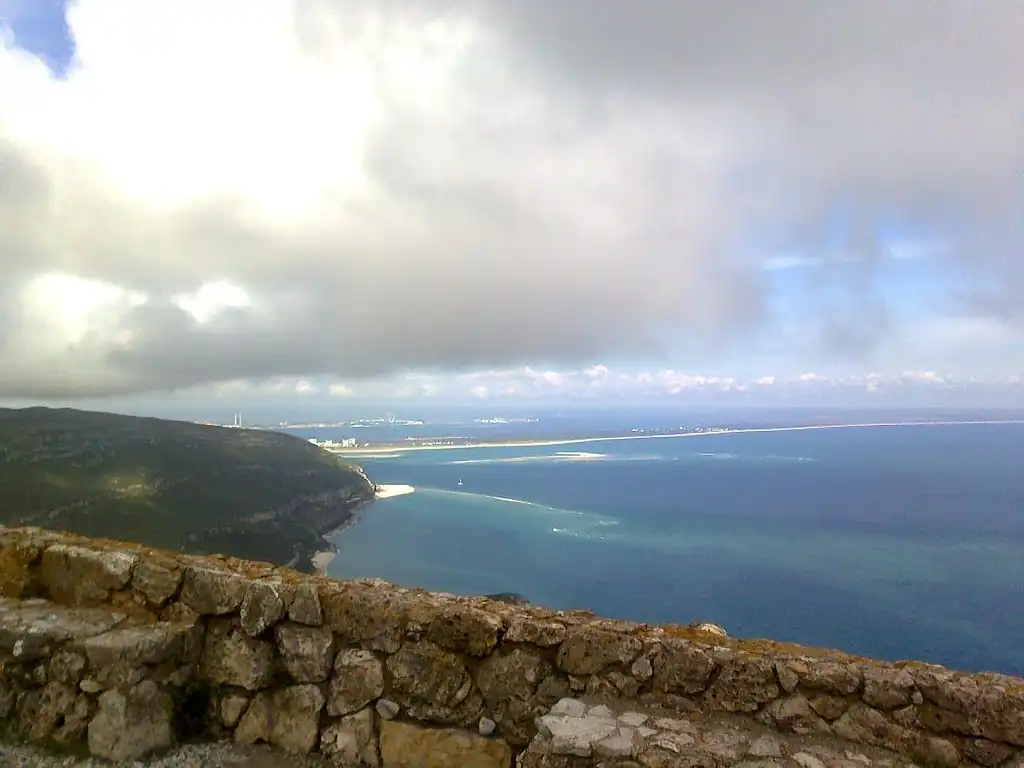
[522,697,926,767]
[0,526,1022,767]
[88,680,174,761]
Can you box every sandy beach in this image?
[328,419,1024,456]
[311,483,416,574]
[375,483,416,499]
[311,550,336,575]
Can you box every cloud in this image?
[763,238,950,271]
[20,364,1019,412]
[347,366,1023,402]
[1,1,1022,398]
[328,383,355,398]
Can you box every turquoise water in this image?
[325,423,1024,675]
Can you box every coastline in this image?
[329,418,1024,456]
[311,483,416,575]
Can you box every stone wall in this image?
[0,526,1021,767]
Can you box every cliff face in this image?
[0,527,1022,767]
[0,407,375,568]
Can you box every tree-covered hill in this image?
[0,407,375,568]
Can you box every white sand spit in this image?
[376,484,415,499]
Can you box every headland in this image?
[0,406,378,575]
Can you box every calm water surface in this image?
[321,423,1024,675]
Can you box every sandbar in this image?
[376,483,416,499]
[329,419,1024,456]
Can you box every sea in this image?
[286,411,1024,676]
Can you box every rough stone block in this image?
[240,580,288,636]
[17,681,79,742]
[0,540,42,598]
[40,544,137,606]
[761,694,831,735]
[321,706,380,766]
[48,649,86,684]
[833,704,910,752]
[650,637,717,695]
[87,680,174,762]
[379,719,512,768]
[328,648,385,716]
[863,666,916,709]
[179,565,250,615]
[200,618,274,690]
[477,647,551,705]
[704,655,781,713]
[386,640,484,726]
[505,616,568,647]
[427,603,504,657]
[79,622,189,668]
[288,581,323,626]
[218,692,250,728]
[275,622,335,683]
[0,596,123,661]
[799,660,863,696]
[235,684,325,755]
[130,554,184,607]
[556,626,642,676]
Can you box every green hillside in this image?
[0,407,375,567]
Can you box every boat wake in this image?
[419,488,620,540]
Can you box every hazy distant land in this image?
[323,418,1024,456]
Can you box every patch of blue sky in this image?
[0,0,74,78]
[761,215,960,325]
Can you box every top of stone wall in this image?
[0,524,1009,671]
[2,524,1022,759]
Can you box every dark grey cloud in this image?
[0,0,1022,398]
[480,2,1024,254]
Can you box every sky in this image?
[1,0,1022,412]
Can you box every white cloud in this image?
[1,2,1022,399]
[329,383,355,397]
[33,365,1018,410]
[798,372,825,383]
[900,371,947,385]
[890,239,952,261]
[763,238,951,271]
[172,281,251,325]
[392,378,440,399]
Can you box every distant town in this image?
[189,411,733,453]
[184,407,1022,455]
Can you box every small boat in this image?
[457,478,464,487]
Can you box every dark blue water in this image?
[317,422,1023,675]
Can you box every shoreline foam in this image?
[328,418,1024,456]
